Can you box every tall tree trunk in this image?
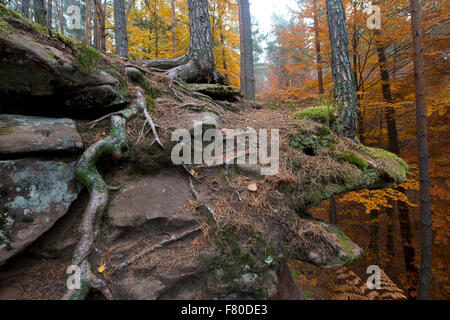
[220,26,228,79]
[57,0,63,33]
[94,0,106,52]
[33,0,46,26]
[114,0,128,58]
[325,0,358,138]
[171,0,177,56]
[238,0,255,100]
[46,0,52,28]
[154,1,159,59]
[369,209,379,263]
[312,0,324,94]
[85,0,91,45]
[144,0,225,83]
[409,0,432,300]
[329,197,338,225]
[398,195,419,298]
[22,0,30,19]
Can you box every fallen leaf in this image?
[192,239,199,246]
[98,264,106,273]
[248,183,258,192]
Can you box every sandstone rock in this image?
[116,277,166,300]
[295,221,363,268]
[173,112,223,135]
[0,114,83,155]
[0,159,80,264]
[107,169,197,230]
[0,13,130,117]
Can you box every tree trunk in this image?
[22,0,30,19]
[145,0,225,84]
[154,1,159,59]
[238,0,255,100]
[398,194,419,298]
[369,209,379,263]
[409,0,432,300]
[171,0,177,56]
[85,0,91,45]
[46,0,52,28]
[94,0,106,52]
[313,0,324,94]
[33,0,46,26]
[114,0,128,58]
[329,197,338,225]
[325,0,358,138]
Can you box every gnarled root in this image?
[63,89,146,300]
[143,53,228,85]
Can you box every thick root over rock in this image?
[63,89,146,300]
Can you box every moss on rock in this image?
[74,43,101,75]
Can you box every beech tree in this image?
[409,0,432,300]
[325,0,358,138]
[144,0,226,84]
[238,0,255,100]
[114,0,129,58]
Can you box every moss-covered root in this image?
[63,89,146,300]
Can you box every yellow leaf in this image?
[98,264,106,274]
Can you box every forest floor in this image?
[0,100,404,300]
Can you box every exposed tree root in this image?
[189,178,218,226]
[113,226,202,275]
[63,88,146,300]
[143,107,164,149]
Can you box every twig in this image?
[88,112,122,129]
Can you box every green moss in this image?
[44,48,63,65]
[0,17,11,34]
[361,146,409,182]
[0,4,22,19]
[0,127,17,136]
[141,80,162,110]
[290,125,333,156]
[338,151,371,170]
[293,105,337,125]
[303,289,314,300]
[74,43,100,75]
[206,227,276,299]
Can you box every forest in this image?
[0,0,448,301]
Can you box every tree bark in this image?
[238,0,255,100]
[114,0,128,58]
[94,0,106,52]
[33,0,46,26]
[313,0,324,94]
[22,0,30,19]
[329,196,338,225]
[171,0,177,56]
[85,0,91,45]
[398,194,419,298]
[325,0,358,138]
[46,0,52,28]
[369,209,379,263]
[409,0,432,300]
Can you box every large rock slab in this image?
[0,159,80,264]
[0,10,130,117]
[0,114,83,155]
[107,169,197,230]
